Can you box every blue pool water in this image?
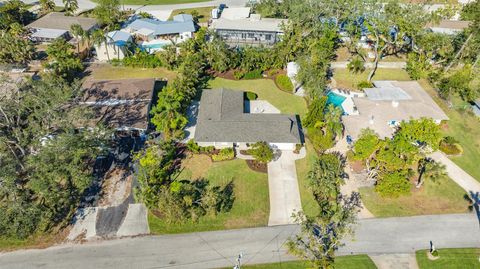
[326,91,346,107]
[141,43,168,49]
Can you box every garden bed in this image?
[246,160,268,173]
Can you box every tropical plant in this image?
[249,141,274,163]
[416,158,447,188]
[70,24,84,54]
[62,0,78,15]
[44,38,84,81]
[347,55,365,74]
[39,0,55,14]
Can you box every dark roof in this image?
[194,89,302,144]
[81,79,156,130]
[27,12,98,31]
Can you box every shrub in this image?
[275,74,294,92]
[439,141,463,155]
[186,139,200,153]
[294,143,303,154]
[244,91,258,101]
[242,69,263,80]
[211,148,235,162]
[357,80,373,90]
[233,70,245,80]
[249,141,273,163]
[267,69,279,77]
[308,127,334,152]
[375,171,411,198]
[200,146,215,154]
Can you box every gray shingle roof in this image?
[27,12,98,31]
[194,89,302,144]
[127,18,195,36]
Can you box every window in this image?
[248,33,254,38]
[265,34,272,40]
[241,33,247,39]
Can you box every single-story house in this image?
[472,99,480,117]
[27,12,98,42]
[95,30,132,62]
[80,78,157,132]
[194,89,303,150]
[124,14,195,43]
[210,7,287,46]
[428,20,470,35]
[342,81,449,140]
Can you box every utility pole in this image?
[233,252,243,269]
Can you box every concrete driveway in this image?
[267,151,302,226]
[429,151,480,195]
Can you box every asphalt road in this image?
[1,214,479,269]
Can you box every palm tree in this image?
[39,0,55,14]
[91,29,110,61]
[416,158,447,188]
[347,55,365,74]
[63,0,78,16]
[70,24,84,54]
[324,104,343,139]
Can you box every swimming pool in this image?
[139,41,171,52]
[326,91,346,107]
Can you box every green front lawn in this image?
[149,155,269,234]
[418,80,480,182]
[295,139,319,217]
[229,255,377,269]
[91,64,177,81]
[359,174,469,217]
[332,68,411,90]
[416,248,480,269]
[208,78,308,116]
[118,0,209,5]
[169,6,214,23]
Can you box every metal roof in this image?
[211,17,287,33]
[194,89,302,144]
[127,18,195,36]
[31,28,68,39]
[107,30,132,43]
[173,14,193,22]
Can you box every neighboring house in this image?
[428,20,470,35]
[27,12,98,42]
[342,81,449,140]
[124,14,195,43]
[472,99,480,117]
[210,7,287,46]
[95,30,132,62]
[194,89,303,150]
[80,78,157,132]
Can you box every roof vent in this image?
[392,100,399,107]
[369,115,374,125]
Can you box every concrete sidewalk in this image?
[429,151,480,195]
[267,151,302,226]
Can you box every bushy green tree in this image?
[375,171,411,198]
[250,141,274,163]
[0,0,34,30]
[93,0,121,28]
[0,77,109,239]
[0,29,35,64]
[63,0,78,16]
[438,65,476,102]
[44,39,84,81]
[353,129,381,161]
[39,0,55,14]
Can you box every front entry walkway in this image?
[429,151,480,195]
[267,151,302,226]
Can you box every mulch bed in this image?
[246,160,268,173]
